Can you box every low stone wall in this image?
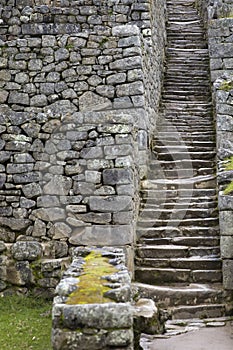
[0,0,166,295]
[52,247,134,350]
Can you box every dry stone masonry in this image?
[207,0,233,292]
[0,0,166,295]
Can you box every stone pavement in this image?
[140,318,233,350]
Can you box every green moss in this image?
[99,37,109,48]
[224,181,233,195]
[224,156,233,171]
[219,80,233,91]
[66,251,118,305]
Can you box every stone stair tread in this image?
[139,237,220,247]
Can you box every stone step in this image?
[153,145,215,153]
[135,267,222,285]
[148,167,215,178]
[137,217,219,228]
[132,282,224,308]
[139,208,218,220]
[135,256,221,270]
[157,159,215,170]
[141,176,216,190]
[140,188,217,198]
[136,226,220,239]
[157,151,216,160]
[136,245,220,259]
[140,200,217,210]
[170,304,226,319]
[138,234,220,246]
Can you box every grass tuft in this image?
[0,294,52,350]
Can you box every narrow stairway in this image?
[134,0,226,320]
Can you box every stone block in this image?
[112,24,140,37]
[69,225,133,246]
[223,260,233,290]
[11,241,42,261]
[221,236,233,259]
[219,211,233,236]
[103,168,133,185]
[219,193,233,210]
[89,195,132,212]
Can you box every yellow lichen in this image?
[224,181,233,195]
[224,156,233,171]
[66,251,118,305]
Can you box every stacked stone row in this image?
[0,0,150,39]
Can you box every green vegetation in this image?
[0,294,52,350]
[223,157,233,195]
[224,156,233,171]
[66,251,117,305]
[224,181,233,195]
[219,80,233,92]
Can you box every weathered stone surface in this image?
[103,169,133,185]
[79,91,112,112]
[219,211,233,236]
[53,303,133,329]
[223,260,233,290]
[221,236,233,258]
[0,217,31,231]
[11,241,42,261]
[31,208,66,222]
[89,195,132,212]
[43,176,72,196]
[69,225,133,246]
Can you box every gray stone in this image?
[104,145,133,158]
[49,222,72,240]
[223,260,233,290]
[79,91,112,112]
[110,56,142,70]
[89,195,132,212]
[116,81,144,97]
[37,195,60,208]
[69,224,133,246]
[43,175,72,196]
[0,217,31,231]
[80,146,103,159]
[219,193,233,210]
[32,219,47,237]
[219,211,233,236]
[30,94,47,107]
[75,212,111,224]
[113,211,133,224]
[11,241,42,261]
[112,24,140,37]
[32,208,66,222]
[8,92,29,105]
[221,236,233,258]
[103,168,133,185]
[22,183,42,198]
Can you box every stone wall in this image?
[0,0,166,295]
[206,0,233,291]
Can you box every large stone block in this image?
[89,195,132,212]
[11,241,43,261]
[103,168,133,185]
[223,260,233,290]
[221,236,233,259]
[69,225,133,246]
[219,211,233,236]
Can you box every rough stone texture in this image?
[52,247,134,350]
[208,0,233,292]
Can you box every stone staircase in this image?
[134,0,226,320]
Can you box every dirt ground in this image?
[141,323,233,350]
